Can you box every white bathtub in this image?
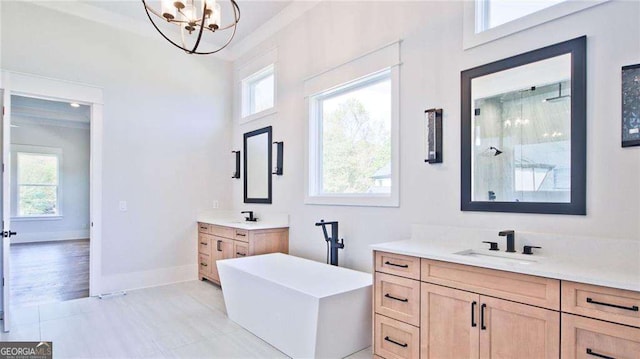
[217,253,372,358]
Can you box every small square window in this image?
[476,0,564,33]
[242,64,275,119]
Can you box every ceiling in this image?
[69,0,293,54]
[11,95,91,126]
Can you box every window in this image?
[308,69,399,206]
[463,0,608,49]
[476,0,564,33]
[242,64,275,119]
[16,150,61,217]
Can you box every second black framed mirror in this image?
[461,36,586,215]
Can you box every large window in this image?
[241,64,275,119]
[308,68,398,206]
[16,150,61,217]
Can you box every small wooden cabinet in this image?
[373,250,640,359]
[198,222,288,284]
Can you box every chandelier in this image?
[142,0,240,55]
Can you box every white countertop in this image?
[197,210,289,230]
[372,225,640,292]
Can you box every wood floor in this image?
[10,239,89,308]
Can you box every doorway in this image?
[9,95,91,308]
[0,71,104,332]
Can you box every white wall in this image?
[232,1,640,272]
[1,2,233,292]
[10,121,90,243]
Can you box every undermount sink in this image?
[454,249,539,266]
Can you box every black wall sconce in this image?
[232,150,241,179]
[424,108,443,164]
[272,141,284,175]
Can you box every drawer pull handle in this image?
[200,242,207,245]
[200,263,207,267]
[586,348,615,359]
[236,252,246,257]
[384,293,408,302]
[217,240,222,252]
[586,297,639,311]
[384,261,408,268]
[471,301,477,327]
[384,336,408,348]
[480,303,487,330]
[236,233,246,237]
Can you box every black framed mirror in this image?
[461,36,586,215]
[244,126,272,204]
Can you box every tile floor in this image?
[0,280,372,358]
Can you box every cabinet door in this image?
[561,313,640,359]
[420,283,480,359]
[210,236,234,282]
[479,296,559,359]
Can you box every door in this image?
[479,296,559,359]
[420,283,480,359]
[210,236,233,282]
[1,89,16,332]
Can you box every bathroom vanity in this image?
[371,228,640,359]
[197,220,289,284]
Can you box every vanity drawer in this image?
[210,225,235,239]
[375,251,421,280]
[374,314,419,359]
[198,222,210,234]
[234,241,249,258]
[421,258,560,310]
[561,313,640,358]
[198,254,210,275]
[375,273,420,326]
[234,229,249,242]
[562,281,640,327]
[198,234,211,256]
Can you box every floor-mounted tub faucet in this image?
[315,220,344,266]
[498,230,516,253]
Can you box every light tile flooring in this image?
[0,280,372,358]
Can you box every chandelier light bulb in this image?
[161,0,176,20]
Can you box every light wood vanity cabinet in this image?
[373,251,640,358]
[198,222,288,284]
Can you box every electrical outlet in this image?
[213,200,219,209]
[119,201,128,212]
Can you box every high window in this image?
[241,64,275,119]
[16,150,61,217]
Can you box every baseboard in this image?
[11,230,90,244]
[98,264,199,295]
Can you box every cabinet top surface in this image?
[372,239,640,292]
[197,217,289,231]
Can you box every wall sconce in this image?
[424,108,443,164]
[232,150,240,179]
[272,141,283,175]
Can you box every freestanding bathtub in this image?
[217,253,372,358]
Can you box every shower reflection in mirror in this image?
[472,76,572,203]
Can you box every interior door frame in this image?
[0,70,104,301]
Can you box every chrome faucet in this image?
[498,230,516,253]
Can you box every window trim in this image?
[12,144,63,218]
[305,67,400,207]
[240,63,277,123]
[463,0,609,50]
